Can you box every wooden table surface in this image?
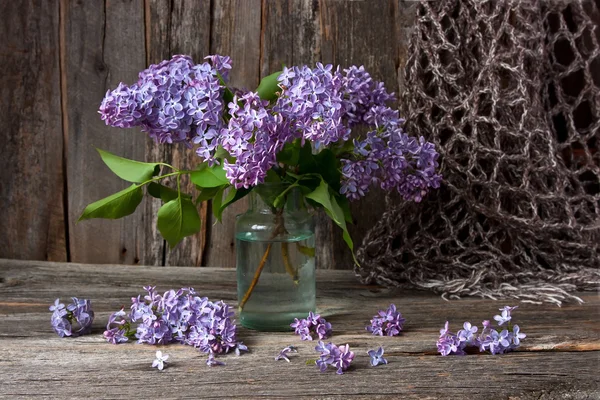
[0,259,598,399]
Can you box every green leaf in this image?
[79,184,143,221]
[157,196,201,248]
[97,148,160,183]
[215,187,251,221]
[337,194,353,224]
[148,182,191,203]
[214,145,232,161]
[305,180,358,265]
[276,140,301,165]
[216,72,234,105]
[314,149,341,191]
[195,185,225,204]
[256,70,282,101]
[190,164,229,188]
[211,186,226,220]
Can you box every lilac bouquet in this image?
[79,54,441,259]
[49,298,94,337]
[103,286,247,363]
[437,306,527,356]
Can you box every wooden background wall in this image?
[0,0,417,268]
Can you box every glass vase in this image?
[235,183,316,331]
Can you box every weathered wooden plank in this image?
[318,0,402,269]
[65,0,151,265]
[204,0,263,268]
[0,1,66,262]
[0,259,598,399]
[144,0,212,266]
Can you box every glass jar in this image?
[235,183,316,331]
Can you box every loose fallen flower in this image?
[314,341,354,374]
[152,350,169,370]
[368,346,388,367]
[207,353,226,367]
[291,311,332,341]
[50,297,94,338]
[366,304,405,336]
[275,345,298,362]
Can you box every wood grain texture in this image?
[0,1,66,262]
[319,0,401,269]
[144,0,212,266]
[0,259,599,399]
[204,0,263,268]
[65,0,152,265]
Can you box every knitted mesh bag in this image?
[356,0,600,305]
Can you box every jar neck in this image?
[250,183,301,214]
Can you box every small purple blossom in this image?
[314,341,355,375]
[275,345,298,362]
[368,347,388,367]
[493,306,517,326]
[50,297,94,338]
[437,306,526,356]
[206,353,226,367]
[366,304,406,336]
[152,350,169,371]
[291,311,332,341]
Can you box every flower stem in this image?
[281,242,298,284]
[238,243,272,312]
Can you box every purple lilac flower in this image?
[437,306,526,356]
[103,308,131,344]
[275,345,298,362]
[50,297,94,338]
[493,306,518,326]
[206,353,226,367]
[366,304,406,336]
[341,110,442,202]
[104,287,247,367]
[100,54,226,148]
[152,350,169,371]
[291,311,332,341]
[314,341,355,375]
[368,347,388,367]
[436,322,466,356]
[512,325,526,346]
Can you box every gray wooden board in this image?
[0,259,598,399]
[64,0,153,264]
[0,1,66,262]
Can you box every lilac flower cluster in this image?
[366,304,406,336]
[437,306,527,356]
[49,298,94,337]
[340,108,442,202]
[221,92,289,187]
[103,286,247,363]
[99,54,230,146]
[291,311,332,341]
[314,341,355,374]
